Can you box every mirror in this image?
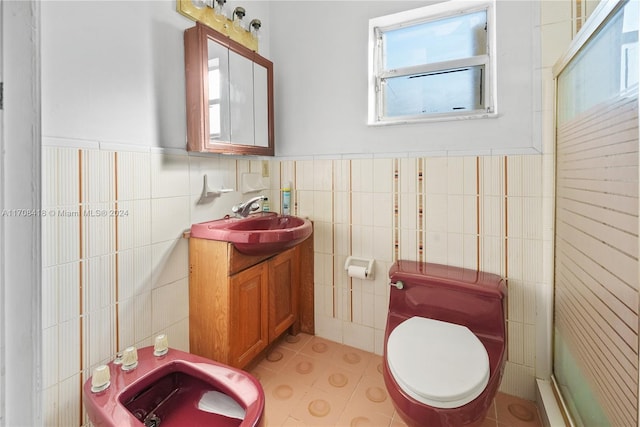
[184,22,274,155]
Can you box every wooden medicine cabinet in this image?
[184,22,274,155]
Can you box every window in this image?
[368,1,496,125]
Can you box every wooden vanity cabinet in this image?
[188,236,310,369]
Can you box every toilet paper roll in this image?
[347,265,368,279]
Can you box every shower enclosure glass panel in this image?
[554,1,638,426]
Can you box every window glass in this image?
[383,10,487,70]
[557,0,639,124]
[384,66,484,117]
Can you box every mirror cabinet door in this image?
[254,61,269,148]
[185,23,274,155]
[229,50,255,146]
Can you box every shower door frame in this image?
[550,0,639,426]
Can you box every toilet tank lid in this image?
[389,261,506,299]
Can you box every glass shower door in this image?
[554,1,639,426]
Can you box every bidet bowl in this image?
[83,346,264,427]
[190,212,312,256]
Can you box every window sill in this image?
[368,111,499,127]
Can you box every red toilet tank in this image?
[387,260,507,342]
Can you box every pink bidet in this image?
[83,346,264,427]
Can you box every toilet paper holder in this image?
[344,256,375,280]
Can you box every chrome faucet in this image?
[232,195,267,218]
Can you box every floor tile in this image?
[281,353,331,386]
[336,407,393,427]
[300,336,343,359]
[349,373,396,419]
[290,387,347,426]
[494,392,542,427]
[330,344,373,375]
[314,364,361,400]
[255,334,544,427]
[262,377,310,426]
[260,345,298,373]
[279,332,314,352]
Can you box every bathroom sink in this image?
[190,212,312,256]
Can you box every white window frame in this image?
[367,0,497,125]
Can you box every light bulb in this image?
[250,19,262,40]
[214,0,227,20]
[233,7,247,31]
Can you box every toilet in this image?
[383,261,507,427]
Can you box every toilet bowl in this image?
[384,261,507,427]
[83,345,264,427]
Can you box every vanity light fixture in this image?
[178,0,262,51]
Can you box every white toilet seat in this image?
[386,316,490,409]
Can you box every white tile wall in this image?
[151,196,190,243]
[58,375,81,427]
[151,238,188,289]
[150,153,190,199]
[82,150,114,204]
[42,146,207,425]
[117,199,151,250]
[117,151,151,201]
[82,205,115,258]
[42,144,550,425]
[151,277,189,333]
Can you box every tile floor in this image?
[248,333,544,427]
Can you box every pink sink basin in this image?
[190,212,312,256]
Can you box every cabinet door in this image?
[268,248,299,341]
[230,262,269,368]
[253,61,269,148]
[206,37,231,143]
